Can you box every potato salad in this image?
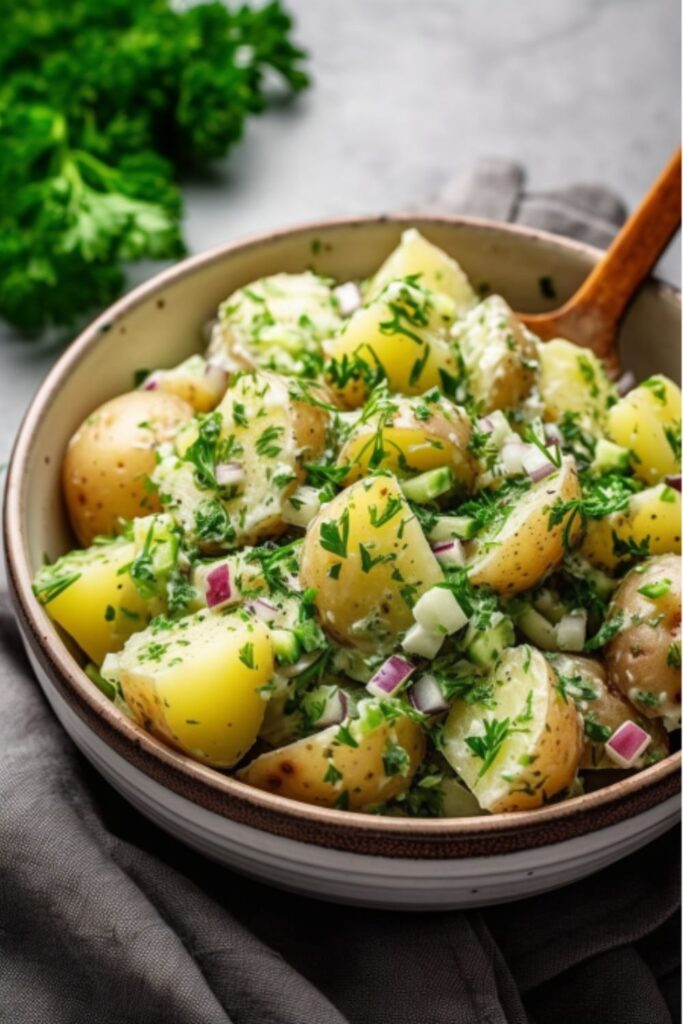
[34,229,681,816]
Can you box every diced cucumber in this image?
[271,628,302,665]
[515,604,558,651]
[591,438,631,475]
[283,486,323,528]
[413,587,468,634]
[402,622,445,659]
[466,618,515,667]
[401,466,454,503]
[427,515,477,542]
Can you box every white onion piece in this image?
[605,721,651,767]
[499,438,526,476]
[402,623,444,659]
[247,597,278,623]
[616,370,637,397]
[204,360,230,396]
[315,690,348,727]
[333,281,362,317]
[413,587,468,634]
[215,462,244,487]
[205,563,238,609]
[366,655,415,698]
[431,539,466,568]
[407,674,449,715]
[556,609,587,652]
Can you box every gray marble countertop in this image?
[1,0,680,464]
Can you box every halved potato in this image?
[581,483,681,571]
[63,390,193,546]
[451,295,539,413]
[324,280,458,407]
[538,338,616,433]
[119,609,273,767]
[606,375,681,485]
[336,393,475,489]
[442,645,582,812]
[466,457,581,594]
[299,474,443,652]
[33,539,150,664]
[237,702,425,810]
[154,371,329,551]
[604,554,681,729]
[140,354,228,412]
[367,228,477,312]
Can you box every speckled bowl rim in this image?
[4,213,681,859]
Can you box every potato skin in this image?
[237,709,425,810]
[605,554,681,728]
[467,459,581,595]
[63,390,193,545]
[299,474,443,652]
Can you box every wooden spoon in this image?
[518,148,681,376]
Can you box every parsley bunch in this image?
[0,0,308,332]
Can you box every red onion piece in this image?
[407,674,449,715]
[477,417,495,435]
[665,475,682,492]
[366,655,415,698]
[521,444,559,482]
[431,539,466,567]
[616,370,636,397]
[605,720,651,768]
[500,438,526,476]
[204,360,230,395]
[333,282,362,317]
[316,690,348,727]
[544,422,562,446]
[205,564,232,608]
[247,597,278,622]
[142,374,160,391]
[215,462,244,488]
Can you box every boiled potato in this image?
[550,653,669,769]
[119,609,273,767]
[467,457,581,594]
[63,390,193,546]
[606,375,681,484]
[154,371,329,551]
[367,228,478,313]
[324,280,458,407]
[140,354,228,412]
[442,646,582,812]
[237,701,425,810]
[299,474,443,652]
[604,554,681,729]
[336,392,475,489]
[207,272,342,377]
[537,339,617,433]
[33,539,150,664]
[581,483,681,571]
[451,295,539,413]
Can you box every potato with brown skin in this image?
[605,554,681,729]
[141,355,228,412]
[551,654,669,769]
[237,703,425,810]
[63,390,193,546]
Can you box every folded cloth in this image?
[0,161,679,1024]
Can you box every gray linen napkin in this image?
[0,161,679,1024]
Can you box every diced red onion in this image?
[477,416,495,435]
[605,720,651,767]
[556,609,587,651]
[431,539,466,567]
[204,360,230,395]
[142,374,160,391]
[366,655,415,698]
[665,475,681,492]
[205,564,233,608]
[333,282,362,316]
[316,690,348,727]
[247,597,278,623]
[407,674,450,715]
[215,462,244,488]
[544,422,562,446]
[521,444,559,482]
[616,370,636,397]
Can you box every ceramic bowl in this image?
[4,216,681,910]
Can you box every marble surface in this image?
[1,0,680,466]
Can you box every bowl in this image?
[4,215,681,910]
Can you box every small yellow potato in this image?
[442,646,582,812]
[207,271,342,376]
[451,295,539,413]
[537,338,616,433]
[63,390,193,546]
[324,280,458,407]
[336,393,476,489]
[367,228,478,312]
[467,458,581,595]
[237,702,425,810]
[606,375,681,484]
[604,554,681,729]
[299,474,443,652]
[33,539,149,664]
[119,609,274,767]
[141,354,228,412]
[550,654,669,769]
[154,371,329,551]
[581,483,681,571]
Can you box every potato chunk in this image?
[140,355,228,412]
[367,228,477,312]
[538,338,616,433]
[606,375,681,485]
[299,474,443,652]
[581,483,681,571]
